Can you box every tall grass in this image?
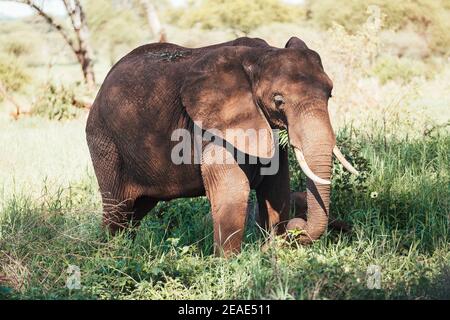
[0,123,448,300]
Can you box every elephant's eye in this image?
[273,94,285,108]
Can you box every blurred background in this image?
[1,0,449,123]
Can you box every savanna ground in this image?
[0,0,449,299]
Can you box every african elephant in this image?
[85,36,358,256]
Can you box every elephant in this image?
[85,36,358,256]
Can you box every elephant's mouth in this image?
[292,145,359,185]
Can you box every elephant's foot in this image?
[102,196,158,236]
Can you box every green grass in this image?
[0,117,448,299]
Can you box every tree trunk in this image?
[64,0,96,91]
[140,0,167,43]
[17,0,96,91]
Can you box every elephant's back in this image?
[92,37,271,122]
[92,43,197,134]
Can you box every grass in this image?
[0,117,448,300]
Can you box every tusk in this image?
[333,146,359,175]
[294,148,331,185]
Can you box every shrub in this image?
[172,0,305,35]
[0,54,29,93]
[379,29,430,59]
[31,84,85,121]
[86,0,148,64]
[305,0,450,55]
[371,55,428,84]
[1,38,33,58]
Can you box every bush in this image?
[1,38,33,58]
[172,0,305,35]
[286,128,370,204]
[371,55,428,84]
[379,29,430,59]
[31,84,85,121]
[86,0,148,65]
[0,54,29,93]
[305,0,450,55]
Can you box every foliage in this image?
[0,123,448,299]
[30,84,85,121]
[0,38,34,58]
[371,55,428,84]
[305,0,450,55]
[172,0,305,35]
[287,127,371,203]
[85,0,148,65]
[0,54,29,93]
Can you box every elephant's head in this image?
[181,37,358,243]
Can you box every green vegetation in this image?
[0,0,449,300]
[30,84,86,121]
[305,0,450,55]
[0,54,29,93]
[0,123,448,299]
[85,0,149,65]
[172,0,305,35]
[371,56,428,84]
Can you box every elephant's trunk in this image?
[292,145,333,243]
[287,103,335,243]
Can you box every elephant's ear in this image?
[285,37,308,49]
[181,46,275,159]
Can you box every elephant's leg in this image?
[101,196,132,234]
[131,196,158,227]
[102,192,158,234]
[201,144,251,257]
[290,191,307,217]
[255,148,290,235]
[87,129,125,233]
[87,129,150,234]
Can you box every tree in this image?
[15,0,96,91]
[174,0,304,35]
[140,0,167,42]
[85,0,148,66]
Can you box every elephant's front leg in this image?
[201,144,251,257]
[255,148,291,235]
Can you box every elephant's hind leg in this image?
[87,128,149,234]
[101,194,157,235]
[131,196,158,227]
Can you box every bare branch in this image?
[13,0,77,52]
[140,0,167,42]
[14,0,96,90]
